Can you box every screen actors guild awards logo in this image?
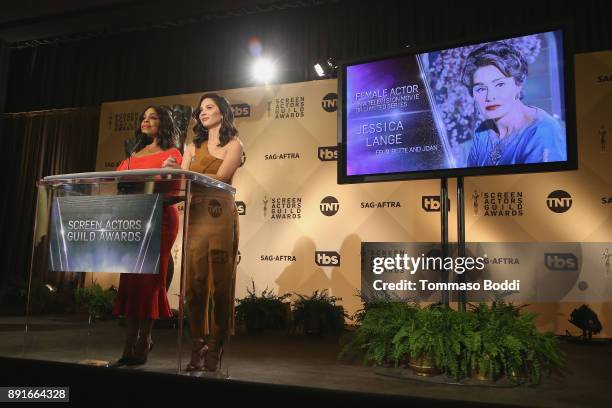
[546,190,572,213]
[603,248,611,277]
[267,97,305,119]
[263,196,269,217]
[481,191,523,216]
[113,111,140,132]
[472,190,480,216]
[270,197,302,219]
[598,125,608,153]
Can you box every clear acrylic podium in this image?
[26,169,236,377]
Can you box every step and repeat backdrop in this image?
[93,51,612,336]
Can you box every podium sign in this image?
[48,194,162,274]
[26,169,236,373]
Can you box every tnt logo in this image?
[211,249,229,264]
[208,199,222,218]
[422,196,451,212]
[315,251,340,266]
[321,93,338,112]
[231,103,251,118]
[318,146,338,161]
[545,253,578,270]
[547,190,572,213]
[320,196,339,216]
[236,201,246,215]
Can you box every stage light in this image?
[252,58,276,83]
[45,284,57,293]
[313,57,338,78]
[314,63,325,77]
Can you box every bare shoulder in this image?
[227,137,243,153]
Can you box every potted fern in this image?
[341,300,418,366]
[466,301,564,384]
[235,281,291,332]
[292,290,346,336]
[74,282,116,321]
[395,305,471,377]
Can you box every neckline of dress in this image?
[200,143,224,161]
[495,106,542,141]
[132,148,172,158]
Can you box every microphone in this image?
[125,134,152,169]
[118,134,152,194]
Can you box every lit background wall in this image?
[93,51,612,336]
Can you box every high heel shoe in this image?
[204,339,223,372]
[109,355,136,367]
[110,337,141,367]
[185,339,208,371]
[128,338,154,366]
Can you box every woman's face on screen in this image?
[198,98,222,129]
[140,107,160,137]
[472,65,522,120]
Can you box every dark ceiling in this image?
[0,0,289,44]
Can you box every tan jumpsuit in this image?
[186,144,239,344]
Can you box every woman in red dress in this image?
[111,105,182,366]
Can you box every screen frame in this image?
[337,23,578,184]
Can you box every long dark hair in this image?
[192,93,238,148]
[134,105,178,150]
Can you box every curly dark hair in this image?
[461,41,529,98]
[192,93,238,148]
[134,105,178,150]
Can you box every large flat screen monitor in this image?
[338,25,577,183]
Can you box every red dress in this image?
[111,148,182,319]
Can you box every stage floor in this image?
[1,315,611,407]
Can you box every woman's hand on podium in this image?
[162,156,180,169]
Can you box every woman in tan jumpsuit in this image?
[164,93,243,372]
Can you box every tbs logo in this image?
[320,196,339,216]
[208,199,222,218]
[422,196,451,212]
[318,146,338,161]
[231,103,251,118]
[315,251,340,266]
[236,201,246,215]
[321,93,338,112]
[544,253,578,271]
[546,190,572,213]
